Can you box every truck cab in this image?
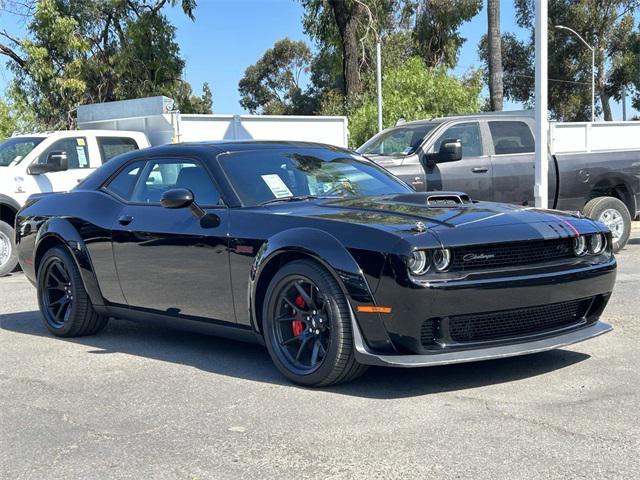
[0,130,150,275]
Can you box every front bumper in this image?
[352,316,612,367]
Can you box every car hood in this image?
[263,194,601,246]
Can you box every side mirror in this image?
[422,139,463,168]
[160,188,194,209]
[27,151,69,175]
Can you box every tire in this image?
[583,196,631,253]
[0,220,18,277]
[37,246,108,337]
[262,259,368,387]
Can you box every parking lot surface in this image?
[1,227,639,479]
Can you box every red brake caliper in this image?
[291,294,306,336]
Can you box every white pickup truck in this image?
[0,130,150,275]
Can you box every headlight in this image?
[432,248,451,272]
[573,235,588,256]
[589,233,606,255]
[408,250,430,275]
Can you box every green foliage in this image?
[239,38,314,114]
[347,57,482,147]
[0,99,17,138]
[480,0,640,121]
[2,0,211,128]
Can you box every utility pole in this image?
[376,37,383,133]
[535,0,549,209]
[622,88,627,121]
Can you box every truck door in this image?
[488,120,537,206]
[424,121,492,199]
[32,136,94,192]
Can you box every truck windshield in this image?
[0,137,44,167]
[357,123,437,156]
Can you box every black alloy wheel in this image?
[263,259,367,387]
[271,277,331,374]
[41,258,74,328]
[37,246,108,337]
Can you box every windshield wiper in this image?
[259,195,337,206]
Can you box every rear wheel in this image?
[37,246,108,337]
[0,220,18,277]
[263,259,367,387]
[583,196,631,253]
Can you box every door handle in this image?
[471,167,488,173]
[118,215,134,226]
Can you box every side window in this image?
[432,122,482,157]
[39,137,90,169]
[97,137,139,164]
[104,161,145,201]
[489,121,534,155]
[129,160,222,206]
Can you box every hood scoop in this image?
[386,192,472,208]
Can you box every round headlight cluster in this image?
[574,233,607,256]
[407,248,451,276]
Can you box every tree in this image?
[608,21,640,112]
[0,0,210,128]
[487,0,503,110]
[480,0,640,121]
[239,38,314,114]
[408,0,482,68]
[0,99,17,138]
[348,56,482,146]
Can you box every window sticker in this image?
[261,174,293,198]
[76,146,88,167]
[76,138,86,146]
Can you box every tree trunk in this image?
[487,0,503,111]
[600,91,612,121]
[328,0,363,98]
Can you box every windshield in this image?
[218,148,412,207]
[0,137,44,167]
[357,123,437,156]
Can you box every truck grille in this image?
[450,238,575,271]
[445,298,590,344]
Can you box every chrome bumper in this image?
[351,310,612,368]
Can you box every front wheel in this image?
[262,259,367,387]
[583,197,631,253]
[0,220,18,277]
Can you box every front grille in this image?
[446,298,590,344]
[450,238,574,271]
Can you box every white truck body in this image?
[77,96,350,147]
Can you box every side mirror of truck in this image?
[28,151,69,175]
[421,139,463,169]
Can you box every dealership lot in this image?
[1,226,638,479]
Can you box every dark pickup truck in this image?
[358,114,640,252]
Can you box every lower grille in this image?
[421,298,591,346]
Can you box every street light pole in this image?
[555,25,595,122]
[376,37,383,133]
[535,0,548,209]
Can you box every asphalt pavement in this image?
[1,225,639,479]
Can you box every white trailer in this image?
[77,96,349,148]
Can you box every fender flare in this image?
[34,217,105,306]
[0,194,21,223]
[249,227,375,333]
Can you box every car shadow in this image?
[1,311,590,399]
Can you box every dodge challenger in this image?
[15,141,616,386]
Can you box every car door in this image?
[32,136,93,192]
[106,157,236,323]
[488,120,537,206]
[423,121,493,199]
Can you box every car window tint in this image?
[104,161,145,200]
[130,160,222,206]
[489,121,534,154]
[97,137,139,163]
[432,122,482,157]
[38,137,90,169]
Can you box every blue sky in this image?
[1,0,637,119]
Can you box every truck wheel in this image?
[0,220,19,277]
[583,197,631,253]
[262,259,368,387]
[37,246,108,337]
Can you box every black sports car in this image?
[16,141,616,386]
